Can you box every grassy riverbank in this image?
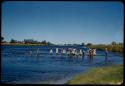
[67,64,123,85]
[88,44,123,54]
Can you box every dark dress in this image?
[89,50,92,63]
[105,51,108,62]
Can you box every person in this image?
[29,50,32,56]
[50,48,53,55]
[105,48,108,63]
[88,48,92,63]
[93,49,96,56]
[62,48,66,55]
[86,48,90,56]
[75,49,78,57]
[79,49,83,56]
[82,49,85,59]
[67,48,70,56]
[36,48,39,56]
[56,48,59,55]
[91,48,95,62]
[83,49,85,56]
[72,48,76,56]
[61,48,63,54]
[69,48,72,56]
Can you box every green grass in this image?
[89,44,123,54]
[67,64,123,85]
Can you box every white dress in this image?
[50,49,53,54]
[93,49,96,55]
[79,49,83,55]
[63,49,66,54]
[56,48,58,54]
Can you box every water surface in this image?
[1,45,123,84]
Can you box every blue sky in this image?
[2,1,124,44]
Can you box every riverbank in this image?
[88,44,123,54]
[67,64,123,85]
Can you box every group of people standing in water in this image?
[50,48,88,56]
[50,48,96,62]
[50,48,96,56]
[50,47,108,63]
[29,47,108,63]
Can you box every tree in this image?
[81,42,85,46]
[10,39,17,43]
[41,40,47,44]
[24,39,37,44]
[47,42,53,45]
[118,42,123,45]
[111,41,117,45]
[86,43,92,47]
[1,36,4,42]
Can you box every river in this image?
[1,45,123,84]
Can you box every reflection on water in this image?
[1,45,123,84]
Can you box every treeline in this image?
[87,42,123,54]
[1,37,54,45]
[1,36,86,46]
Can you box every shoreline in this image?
[1,43,49,46]
[67,64,123,85]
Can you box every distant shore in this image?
[1,43,49,46]
[89,44,123,54]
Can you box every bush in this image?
[88,43,123,54]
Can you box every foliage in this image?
[88,42,123,54]
[86,43,92,47]
[111,41,117,45]
[81,42,85,46]
[1,36,4,41]
[10,39,17,43]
